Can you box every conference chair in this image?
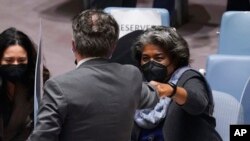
[218,11,250,55]
[110,30,144,67]
[205,54,250,101]
[239,76,250,124]
[104,7,169,38]
[212,90,243,141]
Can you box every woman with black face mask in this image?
[0,27,50,141]
[131,26,222,141]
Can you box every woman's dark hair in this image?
[132,26,190,69]
[0,27,50,98]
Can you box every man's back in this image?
[29,58,142,141]
[28,9,159,141]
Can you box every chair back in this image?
[206,54,250,101]
[110,30,144,67]
[104,7,169,38]
[239,76,250,124]
[212,90,243,141]
[218,11,250,55]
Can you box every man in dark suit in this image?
[27,9,159,141]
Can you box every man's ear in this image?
[108,44,116,58]
[72,40,77,53]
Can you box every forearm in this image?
[149,81,187,105]
[28,79,67,141]
[171,86,187,105]
[149,79,209,115]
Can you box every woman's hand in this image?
[149,80,187,105]
[149,81,174,97]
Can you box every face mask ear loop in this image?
[165,61,177,82]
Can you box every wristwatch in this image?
[167,82,177,98]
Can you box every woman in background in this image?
[0,27,50,141]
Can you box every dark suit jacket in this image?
[162,70,222,141]
[28,58,158,141]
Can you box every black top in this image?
[162,70,222,141]
[0,79,33,141]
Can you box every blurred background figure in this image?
[82,0,137,9]
[0,27,50,141]
[226,0,250,11]
[83,0,121,9]
[82,0,177,26]
[82,0,175,16]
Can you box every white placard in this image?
[111,9,162,38]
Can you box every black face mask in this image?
[0,64,28,83]
[141,61,168,82]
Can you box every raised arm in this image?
[28,78,67,141]
[138,82,159,109]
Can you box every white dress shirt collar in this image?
[76,57,101,68]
